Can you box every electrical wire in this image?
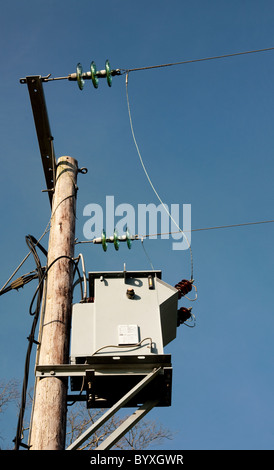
[14,236,46,450]
[38,46,274,83]
[138,219,274,238]
[75,219,274,246]
[78,253,87,301]
[183,283,198,302]
[4,179,79,447]
[27,253,84,445]
[0,183,77,296]
[28,255,84,320]
[123,46,274,74]
[183,313,196,328]
[126,72,193,280]
[0,222,51,295]
[140,237,155,270]
[0,271,40,296]
[13,245,84,449]
[91,337,154,356]
[27,270,48,449]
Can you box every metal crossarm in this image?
[24,76,57,206]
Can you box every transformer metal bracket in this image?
[35,356,173,408]
[36,356,173,449]
[66,367,161,450]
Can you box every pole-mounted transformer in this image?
[19,63,196,451]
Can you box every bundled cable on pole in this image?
[12,234,85,449]
[13,236,46,450]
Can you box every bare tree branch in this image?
[66,402,174,450]
[0,380,174,450]
[0,379,20,415]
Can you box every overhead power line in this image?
[123,46,274,74]
[138,219,274,239]
[25,46,274,85]
[75,219,274,244]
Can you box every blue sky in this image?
[1,0,274,450]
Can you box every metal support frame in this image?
[35,355,172,378]
[36,355,173,408]
[36,360,170,449]
[66,368,161,450]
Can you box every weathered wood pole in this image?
[29,156,78,450]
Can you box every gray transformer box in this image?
[70,270,179,363]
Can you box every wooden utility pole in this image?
[29,155,78,450]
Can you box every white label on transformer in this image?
[118,324,139,345]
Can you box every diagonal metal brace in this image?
[24,76,57,206]
[66,367,161,450]
[96,399,160,450]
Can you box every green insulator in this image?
[113,228,119,251]
[101,229,107,252]
[105,60,112,87]
[126,227,132,249]
[76,63,85,90]
[90,61,99,88]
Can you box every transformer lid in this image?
[88,270,162,297]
